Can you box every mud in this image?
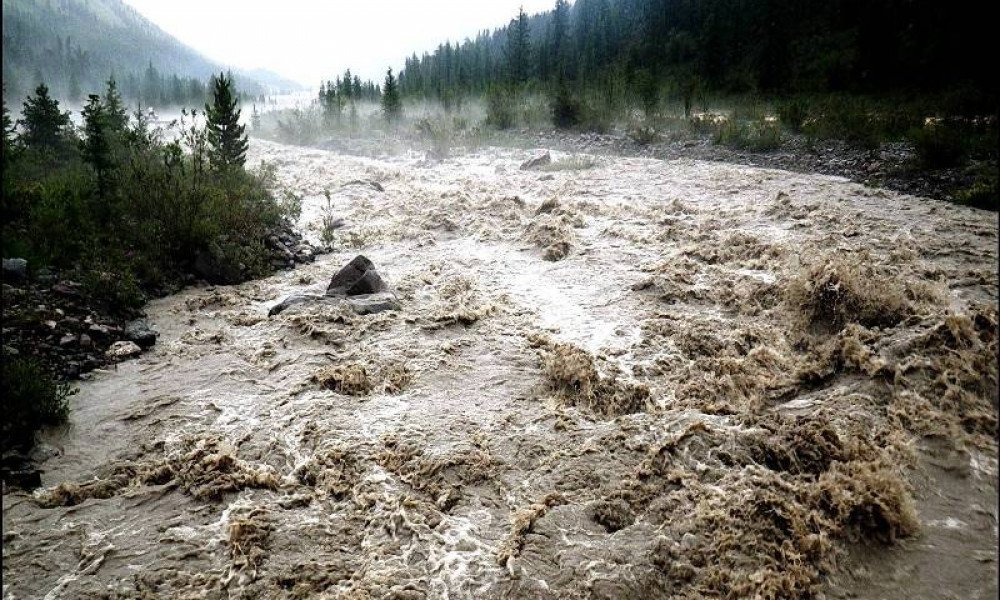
[3,141,997,600]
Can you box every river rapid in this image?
[3,139,997,600]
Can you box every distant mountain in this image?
[2,0,303,105]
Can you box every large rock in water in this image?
[125,319,158,349]
[520,151,552,171]
[326,255,388,296]
[269,255,398,317]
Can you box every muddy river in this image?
[3,140,997,599]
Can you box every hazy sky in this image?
[123,0,557,86]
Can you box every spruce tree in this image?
[80,94,112,196]
[2,92,14,169]
[20,83,72,153]
[382,67,402,123]
[205,72,248,170]
[506,7,531,85]
[103,76,129,132]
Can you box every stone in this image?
[51,280,82,297]
[346,269,387,296]
[269,292,400,317]
[107,340,142,359]
[345,292,401,315]
[79,333,93,348]
[2,258,28,282]
[125,319,158,348]
[325,255,388,296]
[267,293,328,316]
[520,151,552,170]
[59,334,77,347]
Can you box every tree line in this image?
[396,0,996,108]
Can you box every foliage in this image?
[3,81,291,300]
[776,98,809,133]
[205,72,249,170]
[395,0,995,112]
[382,68,402,124]
[954,172,998,211]
[550,85,581,129]
[19,83,73,154]
[715,119,782,152]
[909,124,967,169]
[1,356,71,453]
[486,84,516,130]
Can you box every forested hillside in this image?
[398,0,995,107]
[2,0,300,106]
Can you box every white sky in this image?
[122,0,557,86]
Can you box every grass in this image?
[2,356,71,452]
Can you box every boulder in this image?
[107,340,142,359]
[125,319,158,348]
[268,292,400,317]
[2,258,28,282]
[346,292,401,315]
[271,256,398,317]
[520,151,552,171]
[326,255,388,297]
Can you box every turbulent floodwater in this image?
[3,140,998,600]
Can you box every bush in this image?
[776,98,809,133]
[804,97,882,149]
[715,119,782,151]
[2,356,71,452]
[485,85,515,130]
[629,124,659,146]
[909,124,967,169]
[550,87,581,130]
[955,174,998,211]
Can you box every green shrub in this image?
[551,87,581,130]
[804,97,881,149]
[2,356,71,452]
[777,98,809,133]
[909,124,967,169]
[955,176,998,211]
[715,119,782,151]
[485,85,515,130]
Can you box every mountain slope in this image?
[2,0,300,103]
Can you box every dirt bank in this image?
[3,140,996,599]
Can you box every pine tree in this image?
[2,92,14,168]
[506,7,531,85]
[549,0,570,82]
[382,67,402,123]
[20,83,72,153]
[80,94,112,196]
[251,104,261,132]
[205,72,248,170]
[103,76,128,131]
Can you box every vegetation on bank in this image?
[2,73,291,453]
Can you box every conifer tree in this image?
[205,72,248,170]
[382,67,402,123]
[103,76,128,132]
[251,104,261,132]
[506,7,531,85]
[80,94,112,196]
[20,83,72,153]
[2,92,14,169]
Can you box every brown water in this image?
[3,140,997,600]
